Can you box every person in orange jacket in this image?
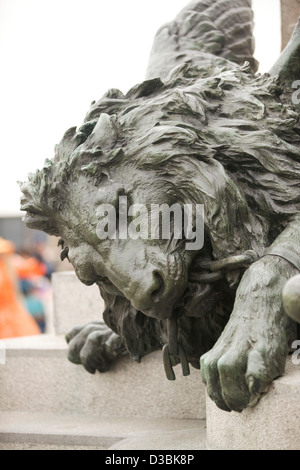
[0,237,40,339]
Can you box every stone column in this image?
[281,0,300,50]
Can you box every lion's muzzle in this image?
[106,245,190,320]
[121,267,185,319]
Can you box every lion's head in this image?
[20,62,300,330]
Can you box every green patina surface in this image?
[20,0,300,412]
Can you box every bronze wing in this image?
[146,0,258,80]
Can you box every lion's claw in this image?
[201,341,286,412]
[65,320,127,373]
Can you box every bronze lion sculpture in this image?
[20,0,300,412]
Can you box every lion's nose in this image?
[130,270,178,319]
[129,270,166,312]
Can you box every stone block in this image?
[0,334,205,420]
[206,356,300,450]
[0,411,205,450]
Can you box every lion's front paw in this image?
[65,320,126,374]
[200,257,294,412]
[200,329,287,412]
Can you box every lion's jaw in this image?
[66,238,193,320]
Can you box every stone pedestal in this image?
[0,334,205,420]
[0,271,206,450]
[1,271,300,449]
[206,356,300,450]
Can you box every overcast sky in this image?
[0,0,281,216]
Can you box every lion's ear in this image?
[89,113,118,151]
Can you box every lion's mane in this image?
[21,61,300,239]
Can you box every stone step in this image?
[206,355,300,450]
[0,334,206,420]
[0,269,207,450]
[0,411,206,450]
[2,268,300,450]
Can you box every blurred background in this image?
[0,0,286,336]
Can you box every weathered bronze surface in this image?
[20,0,300,412]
